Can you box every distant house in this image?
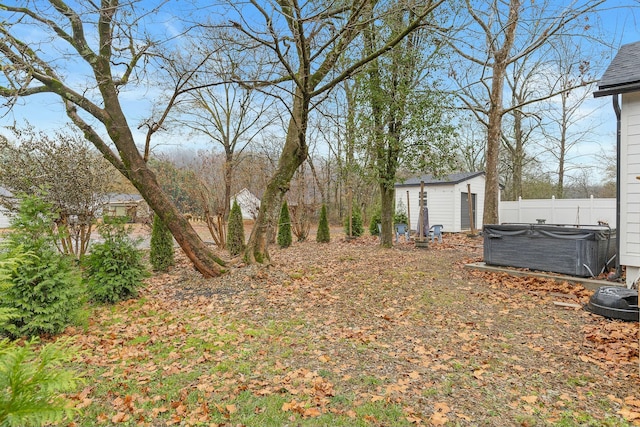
[0,208,9,229]
[232,188,261,220]
[0,187,13,229]
[394,172,486,233]
[594,40,640,288]
[103,193,150,223]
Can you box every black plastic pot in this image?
[585,286,639,321]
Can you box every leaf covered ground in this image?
[62,230,639,426]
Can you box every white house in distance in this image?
[594,40,640,289]
[0,204,10,228]
[394,171,485,233]
[0,187,13,228]
[232,188,261,220]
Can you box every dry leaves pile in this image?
[63,230,638,426]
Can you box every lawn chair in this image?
[395,223,409,243]
[429,224,443,243]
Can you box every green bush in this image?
[369,207,381,236]
[343,204,364,237]
[277,200,292,248]
[394,211,408,226]
[84,218,148,304]
[316,204,330,243]
[227,199,246,256]
[150,214,174,272]
[0,245,26,330]
[394,200,409,225]
[0,337,80,427]
[0,195,83,338]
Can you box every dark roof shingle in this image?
[594,41,640,97]
[395,171,484,187]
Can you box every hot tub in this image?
[483,224,616,277]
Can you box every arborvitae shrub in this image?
[227,199,246,256]
[150,214,174,272]
[277,201,292,248]
[0,195,83,338]
[316,204,330,243]
[369,207,381,236]
[343,204,364,237]
[84,217,148,304]
[0,337,80,427]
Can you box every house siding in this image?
[0,208,10,228]
[621,92,640,272]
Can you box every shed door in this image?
[461,192,477,230]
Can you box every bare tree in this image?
[168,31,278,224]
[455,115,486,173]
[538,39,602,198]
[500,56,545,200]
[0,1,225,276]
[446,0,605,223]
[223,0,444,263]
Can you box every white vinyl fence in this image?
[499,196,616,226]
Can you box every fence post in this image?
[590,195,594,224]
[551,196,556,223]
[518,196,522,223]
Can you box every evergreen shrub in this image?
[227,200,246,256]
[84,217,148,304]
[277,201,292,248]
[343,204,364,237]
[0,195,83,338]
[150,214,174,272]
[0,337,80,427]
[316,204,330,243]
[369,207,381,236]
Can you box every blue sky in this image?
[0,0,638,184]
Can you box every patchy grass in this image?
[56,233,638,426]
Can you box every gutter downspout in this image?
[613,94,622,278]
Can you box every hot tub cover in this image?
[585,286,639,321]
[483,224,616,277]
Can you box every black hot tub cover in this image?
[585,286,639,322]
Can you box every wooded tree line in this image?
[0,0,621,275]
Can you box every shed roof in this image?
[395,171,484,187]
[594,41,640,97]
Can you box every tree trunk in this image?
[380,184,395,248]
[483,63,507,225]
[92,94,226,277]
[482,0,520,225]
[128,152,226,277]
[244,88,309,263]
[556,93,568,198]
[223,152,233,220]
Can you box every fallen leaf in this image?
[430,412,449,426]
[111,412,129,423]
[303,407,321,417]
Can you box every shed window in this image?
[417,191,427,208]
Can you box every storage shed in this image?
[394,171,485,233]
[594,40,640,288]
